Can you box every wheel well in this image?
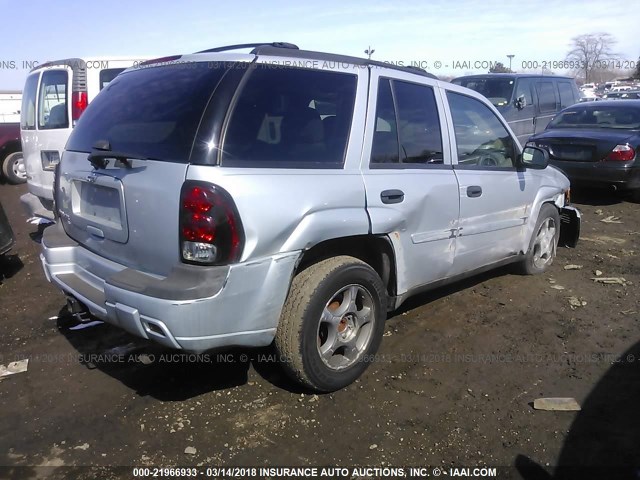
[295,235,397,298]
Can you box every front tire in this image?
[2,152,26,184]
[275,256,387,392]
[520,203,560,275]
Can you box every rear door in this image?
[57,61,235,276]
[534,80,559,133]
[21,67,72,200]
[362,71,460,295]
[442,88,539,275]
[20,72,39,190]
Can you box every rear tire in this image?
[520,203,560,275]
[2,152,26,184]
[275,256,386,392]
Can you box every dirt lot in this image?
[0,181,639,479]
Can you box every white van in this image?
[20,57,145,219]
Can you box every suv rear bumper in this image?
[550,160,640,191]
[41,223,300,351]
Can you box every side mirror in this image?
[520,146,549,170]
[515,95,527,110]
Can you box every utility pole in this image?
[506,54,515,72]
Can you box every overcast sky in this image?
[0,0,638,90]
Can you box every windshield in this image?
[548,105,640,130]
[453,78,515,108]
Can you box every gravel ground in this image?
[0,182,639,479]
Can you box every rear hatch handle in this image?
[88,140,148,169]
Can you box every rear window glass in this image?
[221,65,357,168]
[21,74,38,130]
[549,106,640,130]
[38,70,68,129]
[66,62,229,162]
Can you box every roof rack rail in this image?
[403,65,428,74]
[195,42,299,54]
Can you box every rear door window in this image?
[370,79,400,164]
[99,68,126,90]
[38,70,68,129]
[221,65,357,168]
[370,79,443,166]
[21,73,39,130]
[394,80,443,164]
[66,62,229,163]
[535,81,557,112]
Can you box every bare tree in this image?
[488,62,512,73]
[566,33,618,83]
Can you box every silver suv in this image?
[41,43,580,392]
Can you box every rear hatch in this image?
[533,129,636,162]
[56,60,240,276]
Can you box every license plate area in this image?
[549,144,595,161]
[69,175,129,243]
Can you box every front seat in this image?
[47,103,68,129]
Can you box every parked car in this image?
[601,91,626,100]
[451,74,581,145]
[610,85,635,92]
[20,57,145,220]
[579,90,601,102]
[0,122,24,184]
[527,100,640,200]
[41,43,580,392]
[0,201,15,255]
[602,91,640,100]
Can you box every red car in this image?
[0,122,25,184]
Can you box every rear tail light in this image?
[605,144,635,162]
[71,91,88,123]
[179,181,244,265]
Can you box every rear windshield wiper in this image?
[88,140,148,169]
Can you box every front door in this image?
[509,77,537,145]
[443,89,538,276]
[361,71,460,296]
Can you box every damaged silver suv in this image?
[41,43,580,392]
